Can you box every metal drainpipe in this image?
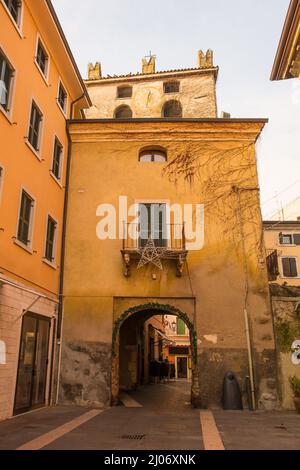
[55,94,86,405]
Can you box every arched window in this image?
[164,81,180,94]
[163,100,182,118]
[115,105,133,119]
[117,86,132,99]
[139,149,167,162]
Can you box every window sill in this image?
[279,244,296,247]
[43,258,57,270]
[0,105,14,125]
[56,100,68,119]
[50,172,63,188]
[25,139,42,161]
[13,238,33,255]
[280,276,300,280]
[34,60,49,86]
[0,0,23,38]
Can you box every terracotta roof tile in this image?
[85,66,218,83]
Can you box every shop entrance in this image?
[14,313,50,415]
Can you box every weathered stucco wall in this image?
[85,71,217,119]
[60,120,278,409]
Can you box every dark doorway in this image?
[177,356,188,379]
[14,313,50,415]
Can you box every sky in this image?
[52,0,300,218]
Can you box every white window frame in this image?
[1,0,24,36]
[281,256,300,279]
[133,199,171,249]
[56,78,68,117]
[15,186,36,254]
[34,34,50,84]
[43,212,58,269]
[25,97,44,160]
[0,164,4,205]
[0,45,17,122]
[50,135,64,186]
[278,232,297,247]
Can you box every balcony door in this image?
[14,313,50,415]
[139,203,167,248]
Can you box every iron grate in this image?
[121,434,146,440]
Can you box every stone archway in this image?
[111,302,200,407]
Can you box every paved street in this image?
[0,381,299,450]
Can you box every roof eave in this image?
[85,66,219,86]
[44,0,92,106]
[270,0,300,81]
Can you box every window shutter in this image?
[282,258,298,277]
[282,258,291,277]
[293,234,300,245]
[176,318,185,335]
[290,258,298,277]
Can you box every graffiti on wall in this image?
[292,340,300,365]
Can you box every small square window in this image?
[4,0,22,26]
[45,216,57,262]
[117,86,132,99]
[17,190,33,246]
[164,81,180,94]
[36,40,48,77]
[28,101,42,151]
[0,49,14,112]
[58,82,67,113]
[279,233,293,245]
[52,137,63,180]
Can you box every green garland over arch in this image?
[112,302,197,363]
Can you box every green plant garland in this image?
[112,302,197,363]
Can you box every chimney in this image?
[221,111,231,119]
[142,55,156,74]
[198,49,214,68]
[88,62,102,80]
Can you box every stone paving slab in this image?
[0,406,95,450]
[213,410,300,450]
[44,382,202,450]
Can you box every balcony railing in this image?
[122,223,186,252]
[121,223,188,277]
[266,249,279,281]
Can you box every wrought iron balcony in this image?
[121,223,188,277]
[266,249,279,281]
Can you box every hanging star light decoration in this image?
[137,237,167,270]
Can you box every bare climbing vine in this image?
[162,141,266,282]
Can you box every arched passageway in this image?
[111,303,199,407]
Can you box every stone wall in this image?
[85,71,217,119]
[270,284,300,410]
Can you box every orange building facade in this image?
[0,0,90,421]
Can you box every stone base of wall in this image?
[198,348,278,410]
[59,341,112,408]
[0,277,56,422]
